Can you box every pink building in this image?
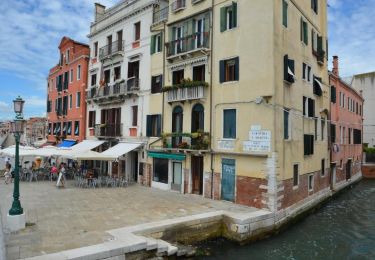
[330,56,363,186]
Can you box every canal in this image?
[197,179,375,259]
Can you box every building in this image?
[86,0,165,182]
[147,0,330,212]
[25,117,48,147]
[350,71,375,148]
[46,37,90,145]
[329,56,363,189]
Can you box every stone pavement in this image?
[0,180,257,259]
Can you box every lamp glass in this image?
[11,120,25,134]
[13,97,25,114]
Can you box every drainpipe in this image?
[162,21,166,134]
[210,0,214,200]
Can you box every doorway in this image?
[221,159,235,202]
[172,106,183,147]
[112,161,118,176]
[346,159,352,180]
[133,152,138,182]
[171,162,182,192]
[191,156,203,195]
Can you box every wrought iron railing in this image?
[162,132,210,150]
[166,85,206,102]
[99,40,124,60]
[171,0,186,12]
[95,123,123,138]
[166,32,210,57]
[153,6,168,24]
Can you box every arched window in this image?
[191,104,204,132]
[172,106,183,147]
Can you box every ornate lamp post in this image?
[8,96,26,228]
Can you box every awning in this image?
[57,140,77,148]
[101,142,142,159]
[74,151,114,161]
[70,140,105,152]
[314,78,323,91]
[148,152,186,161]
[288,67,296,79]
[0,145,37,157]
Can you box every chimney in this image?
[332,55,339,77]
[95,3,106,22]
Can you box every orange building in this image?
[46,37,89,145]
[330,56,364,187]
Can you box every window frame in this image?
[151,75,163,94]
[77,64,81,80]
[293,163,299,188]
[76,92,81,108]
[223,108,236,139]
[308,174,314,191]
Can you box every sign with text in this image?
[244,128,271,153]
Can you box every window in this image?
[223,109,236,139]
[342,93,345,108]
[64,71,69,89]
[127,61,139,79]
[304,134,314,155]
[132,106,138,126]
[321,118,325,140]
[74,121,79,136]
[302,63,312,83]
[153,158,168,184]
[330,123,336,143]
[301,18,308,45]
[104,70,110,83]
[151,75,163,94]
[321,159,325,176]
[284,55,295,83]
[348,128,352,144]
[303,97,315,117]
[62,122,67,136]
[146,114,162,137]
[151,33,162,54]
[342,127,346,144]
[314,117,318,140]
[313,76,322,96]
[293,164,299,187]
[69,95,72,109]
[91,74,97,86]
[76,92,81,108]
[62,96,68,115]
[172,69,184,85]
[70,69,73,83]
[174,26,184,54]
[353,129,362,144]
[220,2,237,32]
[94,42,98,57]
[282,0,288,27]
[47,100,52,113]
[67,121,72,135]
[77,65,81,80]
[66,49,70,63]
[359,105,362,116]
[88,111,96,128]
[284,109,290,140]
[193,65,205,81]
[220,57,239,83]
[114,66,121,81]
[331,86,336,103]
[134,22,141,41]
[48,123,51,135]
[308,174,314,191]
[312,29,318,53]
[311,0,318,14]
[117,30,123,50]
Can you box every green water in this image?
[198,179,375,260]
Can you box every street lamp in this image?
[9,96,26,217]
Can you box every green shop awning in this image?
[148,152,186,161]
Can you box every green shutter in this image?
[282,0,288,27]
[191,19,196,49]
[146,115,152,137]
[220,7,227,32]
[317,35,323,52]
[159,32,163,52]
[232,2,237,28]
[151,35,155,54]
[300,17,303,42]
[224,109,236,138]
[219,60,225,83]
[304,22,308,45]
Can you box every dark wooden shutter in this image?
[284,55,288,81]
[308,98,315,117]
[146,115,152,137]
[303,96,306,116]
[282,0,288,27]
[234,57,239,81]
[331,124,336,143]
[232,2,237,28]
[156,115,162,137]
[300,17,303,42]
[220,7,227,32]
[331,86,336,103]
[219,60,225,83]
[284,110,289,139]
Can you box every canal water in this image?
[197,179,375,260]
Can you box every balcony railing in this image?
[86,78,140,103]
[171,0,186,12]
[153,6,168,24]
[166,85,206,102]
[166,32,210,57]
[95,123,123,138]
[162,132,210,150]
[99,40,124,60]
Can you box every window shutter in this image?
[311,29,315,52]
[234,57,239,81]
[317,36,323,52]
[283,55,288,81]
[304,22,308,45]
[232,2,237,28]
[156,115,162,137]
[326,38,329,60]
[284,110,289,139]
[219,60,225,83]
[282,1,288,27]
[303,97,306,116]
[304,135,309,155]
[151,35,155,54]
[159,32,163,52]
[289,59,295,74]
[146,115,152,137]
[300,17,303,42]
[331,124,336,143]
[331,86,336,103]
[220,7,227,32]
[191,19,196,49]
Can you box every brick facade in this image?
[362,164,375,179]
[235,176,267,209]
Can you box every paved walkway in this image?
[0,180,257,259]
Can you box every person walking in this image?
[56,163,66,188]
[3,162,12,184]
[50,163,58,181]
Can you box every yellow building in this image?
[147,0,330,212]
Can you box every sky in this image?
[0,0,374,120]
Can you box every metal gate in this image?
[221,159,235,202]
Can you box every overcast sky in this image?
[0,0,374,120]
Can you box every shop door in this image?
[221,159,235,202]
[171,162,182,192]
[112,162,118,177]
[191,156,203,195]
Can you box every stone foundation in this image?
[362,164,375,178]
[236,176,267,209]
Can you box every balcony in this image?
[153,6,168,24]
[171,0,186,13]
[192,0,205,4]
[317,50,325,65]
[99,40,124,60]
[94,123,123,138]
[86,79,140,105]
[166,32,210,58]
[164,80,208,103]
[162,132,210,151]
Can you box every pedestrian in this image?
[51,163,58,181]
[4,162,11,184]
[56,163,66,188]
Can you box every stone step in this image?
[144,237,158,251]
